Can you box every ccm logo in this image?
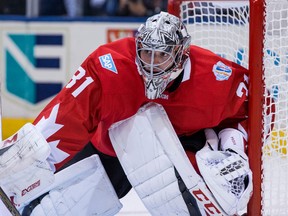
[191,189,222,215]
[22,180,41,196]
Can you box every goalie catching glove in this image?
[196,128,253,215]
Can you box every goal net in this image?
[168,0,288,215]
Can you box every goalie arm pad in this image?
[196,128,253,215]
[21,155,122,216]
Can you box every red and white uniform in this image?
[33,37,248,170]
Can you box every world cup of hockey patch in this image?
[99,53,118,74]
[212,61,232,81]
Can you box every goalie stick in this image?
[0,187,20,216]
[0,77,20,215]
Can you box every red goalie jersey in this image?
[33,37,249,170]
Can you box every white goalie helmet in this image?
[136,11,191,99]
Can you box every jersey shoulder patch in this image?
[99,53,118,74]
[212,61,232,81]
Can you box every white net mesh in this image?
[180,1,249,68]
[176,0,288,215]
[262,1,288,215]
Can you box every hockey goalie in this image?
[0,11,252,215]
[0,103,252,216]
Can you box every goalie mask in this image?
[136,11,191,99]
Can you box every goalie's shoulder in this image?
[190,45,216,56]
[91,37,136,64]
[87,38,137,78]
[189,45,248,74]
[84,38,143,93]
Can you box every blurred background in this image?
[0,1,168,215]
[0,0,168,139]
[0,0,167,17]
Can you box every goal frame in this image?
[168,0,265,215]
[246,1,264,215]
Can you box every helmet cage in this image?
[136,42,182,78]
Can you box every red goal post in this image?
[168,0,288,215]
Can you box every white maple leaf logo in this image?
[35,103,69,171]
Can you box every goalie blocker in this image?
[0,124,122,216]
